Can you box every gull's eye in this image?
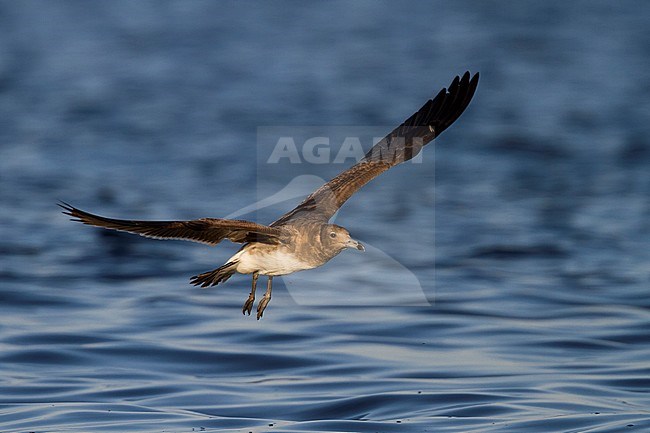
[329,232,337,238]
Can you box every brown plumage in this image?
[275,71,479,224]
[59,204,286,245]
[61,72,479,319]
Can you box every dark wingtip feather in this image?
[58,201,80,220]
[434,70,479,135]
[449,74,460,90]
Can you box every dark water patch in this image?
[0,287,86,308]
[0,244,40,256]
[599,377,650,392]
[487,413,650,433]
[485,134,570,159]
[288,392,485,420]
[467,243,568,259]
[439,402,522,418]
[0,402,210,433]
[77,384,184,402]
[1,348,91,366]
[80,342,324,375]
[618,133,650,165]
[4,332,115,346]
[521,337,624,352]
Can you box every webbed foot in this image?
[256,276,273,320]
[256,296,270,319]
[243,296,255,315]
[242,272,258,316]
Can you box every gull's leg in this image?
[242,272,258,315]
[256,276,273,320]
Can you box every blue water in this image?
[2,1,650,432]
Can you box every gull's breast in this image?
[234,245,318,276]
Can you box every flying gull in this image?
[60,72,479,319]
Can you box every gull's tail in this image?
[190,261,238,288]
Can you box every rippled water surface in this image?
[2,1,650,432]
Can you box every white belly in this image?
[232,247,316,276]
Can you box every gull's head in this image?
[321,224,365,252]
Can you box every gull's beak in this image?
[347,239,365,252]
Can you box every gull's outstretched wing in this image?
[59,202,284,245]
[274,71,479,225]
